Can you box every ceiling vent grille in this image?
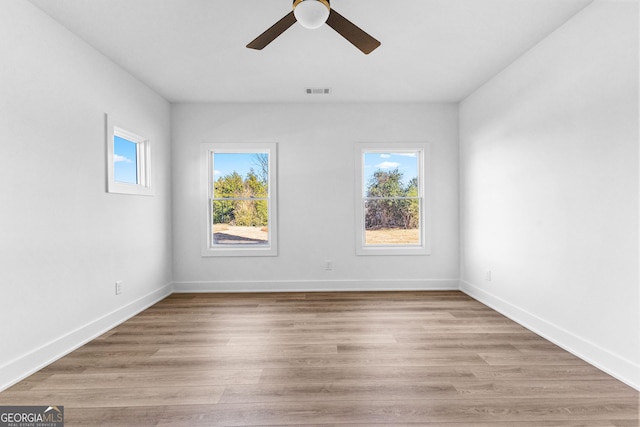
[306,88,331,95]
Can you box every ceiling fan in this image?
[247,0,381,55]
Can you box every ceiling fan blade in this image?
[326,9,380,54]
[247,11,297,50]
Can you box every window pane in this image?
[114,135,138,184]
[213,152,269,198]
[363,150,421,246]
[364,198,420,245]
[212,200,269,246]
[363,152,419,197]
[211,151,270,247]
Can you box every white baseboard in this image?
[0,283,173,392]
[173,279,460,293]
[460,279,640,391]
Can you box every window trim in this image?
[355,142,431,256]
[105,114,153,196]
[201,142,278,257]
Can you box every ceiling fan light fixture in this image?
[293,0,330,29]
[247,0,380,54]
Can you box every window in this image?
[201,143,278,257]
[113,134,138,184]
[355,142,430,255]
[106,114,152,195]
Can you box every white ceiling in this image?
[28,0,593,103]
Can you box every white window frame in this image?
[355,142,431,256]
[201,142,278,257]
[105,114,153,196]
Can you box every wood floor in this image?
[2,291,638,426]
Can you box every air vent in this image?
[305,88,331,95]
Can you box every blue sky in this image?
[363,151,419,189]
[213,152,264,179]
[114,135,138,184]
[212,151,418,190]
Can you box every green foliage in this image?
[365,168,419,230]
[213,170,268,227]
[367,169,405,198]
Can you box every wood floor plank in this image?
[337,342,521,353]
[30,369,263,390]
[468,364,617,380]
[226,332,399,344]
[1,291,637,426]
[479,351,586,365]
[452,379,640,398]
[218,383,459,404]
[59,406,166,427]
[0,385,224,408]
[155,343,339,357]
[258,366,478,384]
[44,353,489,372]
[148,398,638,426]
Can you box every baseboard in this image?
[0,283,173,392]
[173,279,460,293]
[460,279,640,391]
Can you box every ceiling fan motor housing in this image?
[293,0,331,29]
[293,0,330,10]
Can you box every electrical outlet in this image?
[485,271,492,282]
[324,260,333,271]
[115,281,123,295]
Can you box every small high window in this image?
[113,134,139,184]
[106,114,152,196]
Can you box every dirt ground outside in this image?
[365,228,420,245]
[213,225,419,245]
[213,224,268,244]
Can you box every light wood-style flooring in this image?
[2,291,638,426]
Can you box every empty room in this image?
[0,0,638,425]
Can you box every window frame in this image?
[201,142,278,257]
[355,142,431,256]
[105,114,153,196]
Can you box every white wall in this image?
[0,1,172,389]
[172,103,459,291]
[460,0,639,388]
